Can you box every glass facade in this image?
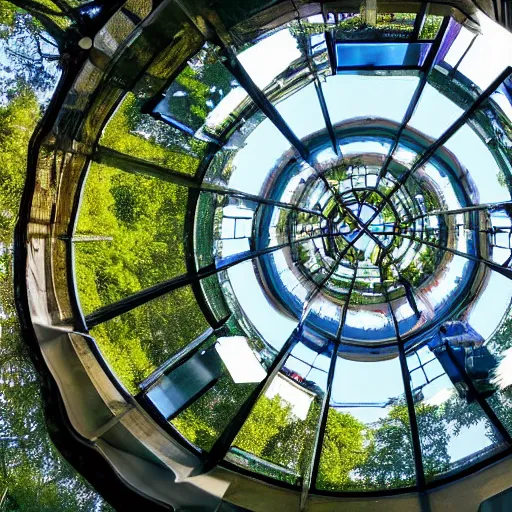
[15,0,512,507]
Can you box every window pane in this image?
[101,92,207,175]
[323,75,419,126]
[336,42,431,69]
[406,342,507,482]
[89,286,209,394]
[316,355,416,491]
[228,341,331,485]
[75,163,188,313]
[165,331,267,452]
[276,82,326,139]
[418,14,444,40]
[226,260,298,353]
[153,42,241,139]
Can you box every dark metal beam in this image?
[376,16,450,185]
[289,0,339,158]
[94,145,325,218]
[411,2,429,41]
[396,66,512,191]
[85,229,351,328]
[325,31,337,76]
[381,267,426,491]
[173,0,311,163]
[137,327,214,392]
[444,342,512,445]
[304,340,338,501]
[367,67,512,233]
[406,201,512,222]
[192,327,302,475]
[336,261,359,339]
[398,232,512,280]
[339,201,388,249]
[199,237,343,478]
[448,34,477,78]
[94,144,198,186]
[315,79,340,157]
[305,261,359,498]
[221,52,311,163]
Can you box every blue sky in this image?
[215,15,512,466]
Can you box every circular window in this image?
[18,0,512,509]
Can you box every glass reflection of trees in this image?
[0,0,114,509]
[10,0,512,503]
[70,2,512,495]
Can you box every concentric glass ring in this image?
[18,0,512,507]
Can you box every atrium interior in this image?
[14,0,512,510]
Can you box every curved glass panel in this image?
[70,0,512,498]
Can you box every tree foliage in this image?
[0,0,62,95]
[75,92,217,393]
[0,2,115,508]
[0,70,110,512]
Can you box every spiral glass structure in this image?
[17,0,512,509]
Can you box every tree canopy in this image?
[0,1,112,508]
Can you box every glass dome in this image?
[16,0,512,509]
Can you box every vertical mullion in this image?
[381,265,426,491]
[377,16,450,184]
[315,79,341,156]
[300,340,338,508]
[288,3,340,157]
[221,52,311,163]
[192,327,302,475]
[308,262,358,495]
[338,261,359,338]
[411,2,429,41]
[325,30,337,75]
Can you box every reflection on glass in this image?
[419,14,444,40]
[407,342,506,481]
[332,11,418,41]
[153,42,240,139]
[102,92,208,174]
[228,340,330,484]
[456,15,512,91]
[165,332,267,451]
[89,286,209,394]
[316,355,416,491]
[239,28,302,91]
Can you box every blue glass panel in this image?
[336,42,432,69]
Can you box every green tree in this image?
[0,87,39,243]
[0,3,112,507]
[316,408,367,490]
[0,90,111,511]
[358,403,450,487]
